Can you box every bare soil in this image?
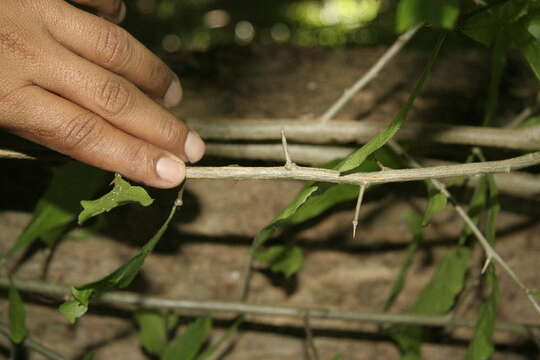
[1,45,539,360]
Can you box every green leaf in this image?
[519,37,540,80]
[59,194,180,323]
[81,352,95,360]
[411,247,471,314]
[253,185,318,250]
[528,15,540,39]
[465,268,500,360]
[338,32,446,174]
[134,310,168,356]
[396,0,460,32]
[330,355,344,360]
[384,212,423,311]
[513,115,540,128]
[254,246,304,277]
[78,173,154,225]
[162,317,212,360]
[390,247,472,358]
[421,184,447,227]
[2,161,108,260]
[196,316,243,360]
[8,278,27,344]
[58,300,88,324]
[530,289,540,297]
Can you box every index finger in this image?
[48,1,180,106]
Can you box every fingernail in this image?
[116,2,127,23]
[184,131,206,163]
[164,76,182,108]
[156,156,185,184]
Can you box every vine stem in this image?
[387,141,540,313]
[0,277,536,336]
[318,24,423,122]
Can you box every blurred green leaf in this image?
[330,354,344,360]
[197,316,243,360]
[421,184,447,227]
[134,310,168,356]
[390,247,472,358]
[162,317,212,360]
[514,115,540,128]
[2,161,107,260]
[465,269,500,360]
[81,352,95,360]
[60,192,180,323]
[8,278,27,344]
[384,212,423,311]
[58,300,88,325]
[397,0,460,32]
[255,246,304,277]
[462,1,540,80]
[411,247,471,314]
[78,173,154,225]
[530,290,540,297]
[528,15,540,39]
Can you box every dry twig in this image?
[318,24,423,122]
[183,118,540,151]
[0,277,536,336]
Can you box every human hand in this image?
[0,0,205,188]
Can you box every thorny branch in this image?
[185,151,540,185]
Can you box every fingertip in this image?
[155,155,186,188]
[163,75,182,108]
[117,2,127,23]
[184,130,205,163]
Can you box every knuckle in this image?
[95,25,131,71]
[148,61,172,95]
[160,119,186,146]
[58,112,103,151]
[125,142,154,180]
[95,78,132,117]
[0,22,37,60]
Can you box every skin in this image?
[0,0,205,188]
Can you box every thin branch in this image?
[186,151,540,185]
[319,24,423,123]
[302,312,320,360]
[182,118,540,151]
[0,277,536,336]
[387,141,540,313]
[0,322,67,360]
